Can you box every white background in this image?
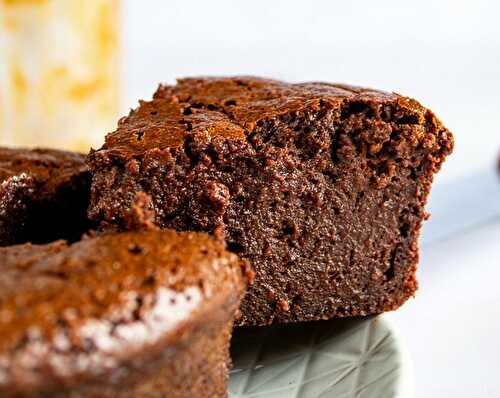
[121,1,500,396]
[123,0,500,184]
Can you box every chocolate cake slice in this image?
[0,147,91,246]
[0,230,248,398]
[88,77,453,326]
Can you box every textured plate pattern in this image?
[229,316,411,398]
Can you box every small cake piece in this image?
[0,230,247,398]
[88,77,453,326]
[0,147,91,246]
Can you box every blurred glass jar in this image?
[0,0,120,152]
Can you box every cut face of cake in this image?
[0,148,91,246]
[88,77,453,326]
[0,230,248,398]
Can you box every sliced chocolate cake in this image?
[0,147,91,246]
[88,77,453,325]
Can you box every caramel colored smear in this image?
[9,62,27,111]
[2,0,48,5]
[0,0,120,152]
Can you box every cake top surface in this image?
[0,230,245,390]
[0,147,87,192]
[97,76,430,157]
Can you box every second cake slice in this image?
[0,230,247,397]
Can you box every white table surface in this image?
[389,218,500,397]
[121,2,500,396]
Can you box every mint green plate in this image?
[229,316,413,398]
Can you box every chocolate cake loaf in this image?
[0,147,91,246]
[88,77,453,326]
[0,230,247,398]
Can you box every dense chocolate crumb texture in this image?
[88,76,453,326]
[0,230,247,397]
[0,147,91,246]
